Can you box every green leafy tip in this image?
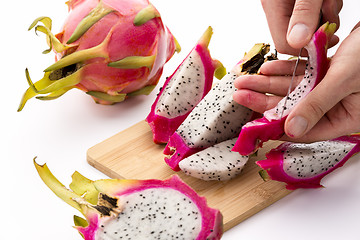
[199,26,213,48]
[133,4,160,26]
[214,60,226,80]
[174,37,181,53]
[33,158,83,212]
[70,171,99,205]
[44,42,107,72]
[86,91,127,103]
[67,0,114,44]
[28,16,52,31]
[34,158,125,222]
[18,68,82,112]
[108,55,156,70]
[29,16,70,54]
[127,85,156,97]
[258,169,270,182]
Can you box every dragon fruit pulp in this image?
[232,22,336,155]
[179,138,249,181]
[146,26,226,144]
[34,160,223,239]
[18,0,180,111]
[257,134,360,190]
[164,43,274,171]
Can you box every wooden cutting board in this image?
[87,120,292,231]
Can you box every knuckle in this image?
[293,0,314,14]
[274,43,289,54]
[306,100,326,119]
[335,0,343,13]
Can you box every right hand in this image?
[233,22,360,143]
[261,0,342,55]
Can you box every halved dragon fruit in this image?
[18,0,180,111]
[257,134,360,190]
[146,26,226,144]
[179,138,249,181]
[232,22,336,155]
[34,160,223,239]
[164,43,273,171]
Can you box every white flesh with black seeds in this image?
[156,52,205,119]
[179,138,249,181]
[283,140,356,179]
[176,71,253,148]
[265,42,317,120]
[95,188,202,240]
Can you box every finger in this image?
[281,116,344,143]
[328,34,340,48]
[281,100,358,143]
[233,89,282,113]
[284,68,347,139]
[234,74,304,96]
[321,0,342,31]
[259,59,307,76]
[287,0,323,49]
[261,0,299,54]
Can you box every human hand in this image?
[233,23,360,143]
[261,0,342,55]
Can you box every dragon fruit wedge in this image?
[146,26,226,144]
[179,138,249,181]
[18,0,180,111]
[34,159,223,239]
[232,22,336,155]
[164,43,274,171]
[257,134,360,190]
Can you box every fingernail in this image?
[287,116,308,138]
[288,23,310,47]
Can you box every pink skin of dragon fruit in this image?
[18,0,180,111]
[164,44,271,171]
[146,26,226,144]
[257,134,360,190]
[232,22,336,156]
[34,160,223,239]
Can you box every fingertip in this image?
[328,34,340,48]
[285,115,309,139]
[233,89,249,106]
[287,23,311,49]
[234,75,253,89]
[258,60,273,75]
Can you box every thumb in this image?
[287,0,323,49]
[284,74,344,139]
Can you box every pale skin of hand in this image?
[233,24,360,143]
[260,0,343,55]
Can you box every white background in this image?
[2,0,360,239]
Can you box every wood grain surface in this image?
[87,120,292,231]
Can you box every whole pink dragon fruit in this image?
[18,0,180,111]
[257,134,360,190]
[34,159,223,239]
[232,22,336,155]
[146,26,226,144]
